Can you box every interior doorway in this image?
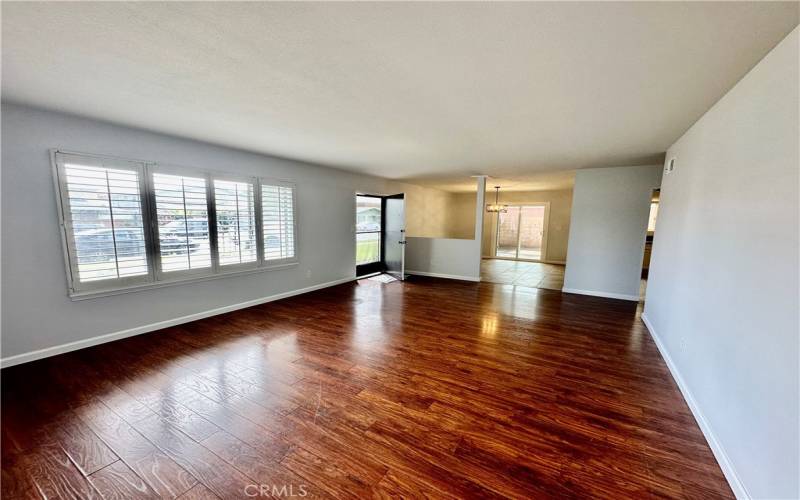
[494,204,548,261]
[640,189,660,298]
[355,193,406,278]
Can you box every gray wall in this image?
[405,237,481,280]
[1,103,403,361]
[644,27,798,499]
[563,165,662,299]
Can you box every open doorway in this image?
[355,193,406,279]
[483,200,563,290]
[356,194,383,276]
[640,189,660,298]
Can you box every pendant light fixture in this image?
[486,186,508,213]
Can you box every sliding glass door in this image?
[495,206,521,258]
[494,204,547,261]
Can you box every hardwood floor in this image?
[1,277,732,499]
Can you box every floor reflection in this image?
[1,277,732,499]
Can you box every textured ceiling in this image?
[2,2,797,190]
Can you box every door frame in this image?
[355,193,386,277]
[489,202,550,262]
[383,193,406,280]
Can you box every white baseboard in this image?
[641,313,749,500]
[0,276,357,369]
[561,287,640,302]
[406,270,481,282]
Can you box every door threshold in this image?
[484,256,546,264]
[357,271,382,279]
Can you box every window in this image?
[53,151,299,297]
[152,173,211,274]
[262,183,296,262]
[55,152,151,291]
[214,179,258,266]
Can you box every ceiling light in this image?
[486,186,508,213]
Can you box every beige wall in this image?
[360,182,475,239]
[401,184,456,238]
[450,189,573,262]
[446,194,478,239]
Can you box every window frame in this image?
[260,178,299,268]
[211,174,262,273]
[51,150,300,300]
[53,151,156,294]
[147,163,217,281]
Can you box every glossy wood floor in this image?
[1,277,733,499]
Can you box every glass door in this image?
[494,204,547,261]
[356,195,383,276]
[518,205,546,260]
[495,206,521,258]
[384,194,405,280]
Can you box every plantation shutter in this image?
[55,152,151,290]
[152,172,212,273]
[261,183,297,262]
[213,179,258,266]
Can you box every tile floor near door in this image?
[481,258,565,290]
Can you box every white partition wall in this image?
[563,165,662,300]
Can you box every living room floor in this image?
[1,277,732,499]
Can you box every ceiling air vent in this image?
[665,157,676,174]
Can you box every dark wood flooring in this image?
[1,277,733,499]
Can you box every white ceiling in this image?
[417,171,578,194]
[3,2,797,191]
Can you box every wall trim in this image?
[641,313,749,500]
[561,287,640,302]
[406,270,481,282]
[0,276,357,369]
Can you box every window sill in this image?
[68,261,300,301]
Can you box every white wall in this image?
[0,103,437,363]
[643,27,799,499]
[404,237,481,280]
[563,165,662,300]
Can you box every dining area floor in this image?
[480,258,565,290]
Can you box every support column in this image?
[472,175,487,279]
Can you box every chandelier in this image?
[486,186,508,213]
